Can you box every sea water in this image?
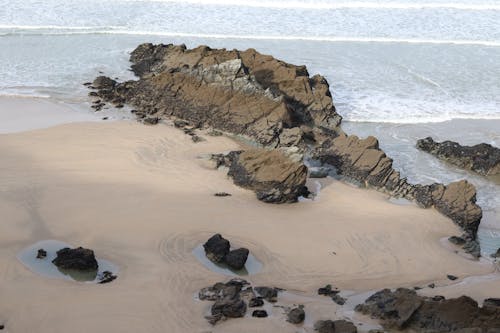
[1,0,499,252]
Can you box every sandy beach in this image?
[0,98,498,332]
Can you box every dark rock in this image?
[211,297,247,319]
[203,234,230,263]
[355,288,422,329]
[449,236,466,246]
[0,324,3,330]
[249,297,264,307]
[463,239,481,258]
[199,278,249,302]
[91,76,116,91]
[143,117,159,125]
[447,274,458,281]
[252,310,268,318]
[287,307,305,324]
[309,167,331,178]
[414,286,422,290]
[36,248,47,259]
[314,319,357,333]
[331,294,346,305]
[102,117,109,120]
[83,82,92,86]
[51,247,98,271]
[491,248,500,258]
[208,130,223,136]
[224,248,249,270]
[417,137,500,176]
[484,298,500,308]
[226,149,309,203]
[98,271,117,284]
[355,288,500,331]
[254,286,279,302]
[428,283,436,288]
[214,192,231,197]
[318,284,340,296]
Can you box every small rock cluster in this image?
[198,278,281,324]
[203,234,249,270]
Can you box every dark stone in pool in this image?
[52,247,98,271]
[203,234,230,263]
[224,248,249,270]
[249,297,264,307]
[252,310,268,318]
[0,324,4,330]
[98,271,117,284]
[447,274,458,281]
[36,248,47,259]
[428,283,435,288]
[331,294,346,305]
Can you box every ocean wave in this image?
[343,113,500,124]
[1,26,499,47]
[109,0,500,11]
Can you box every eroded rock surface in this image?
[417,137,500,176]
[355,288,500,332]
[225,149,309,203]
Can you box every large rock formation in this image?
[91,43,341,147]
[89,43,483,241]
[355,288,500,332]
[417,137,500,176]
[225,149,309,203]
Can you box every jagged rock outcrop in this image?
[215,149,309,203]
[315,134,482,238]
[91,43,341,147]
[355,288,500,332]
[417,137,500,176]
[89,43,484,240]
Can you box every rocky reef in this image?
[89,43,483,246]
[417,137,500,176]
[355,288,500,332]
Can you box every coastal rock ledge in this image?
[90,43,483,242]
[417,137,500,176]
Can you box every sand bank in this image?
[0,101,497,332]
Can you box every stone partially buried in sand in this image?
[52,247,98,271]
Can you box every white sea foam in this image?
[110,0,500,11]
[2,26,500,47]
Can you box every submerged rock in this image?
[226,149,309,203]
[203,234,230,263]
[249,297,264,307]
[417,137,500,176]
[491,248,500,258]
[51,247,98,271]
[355,288,500,331]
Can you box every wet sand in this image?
[0,98,498,332]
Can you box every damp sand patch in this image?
[17,240,118,283]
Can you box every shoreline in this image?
[1,97,499,332]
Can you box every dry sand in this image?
[0,98,498,332]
